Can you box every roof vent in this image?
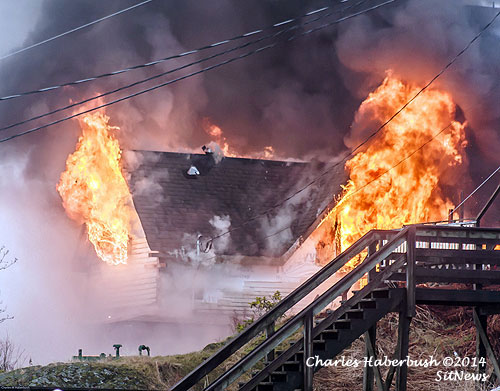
[187,165,200,176]
[202,145,213,154]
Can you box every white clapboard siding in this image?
[194,279,301,320]
[89,237,160,316]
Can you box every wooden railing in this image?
[386,226,500,286]
[171,228,405,391]
[171,225,500,391]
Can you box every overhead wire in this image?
[450,164,500,217]
[0,0,369,134]
[0,3,344,101]
[202,121,464,259]
[332,123,453,210]
[0,0,394,143]
[209,7,500,242]
[0,0,155,61]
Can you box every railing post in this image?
[266,321,275,362]
[367,241,378,282]
[406,226,416,318]
[303,311,313,391]
[395,301,411,391]
[363,325,376,391]
[364,240,378,391]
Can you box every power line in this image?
[333,123,453,209]
[345,8,500,161]
[210,8,500,241]
[199,225,294,264]
[0,0,393,143]
[0,3,345,101]
[450,164,500,217]
[0,0,154,61]
[206,121,462,258]
[211,123,452,241]
[0,0,368,134]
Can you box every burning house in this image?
[120,147,345,322]
[0,0,499,371]
[61,114,347,326]
[55,71,470,332]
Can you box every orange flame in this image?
[202,118,275,160]
[321,74,467,265]
[57,112,133,265]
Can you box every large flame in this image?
[57,112,133,265]
[320,74,467,264]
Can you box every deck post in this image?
[363,326,376,391]
[406,226,416,317]
[474,310,487,389]
[304,310,313,391]
[473,308,500,385]
[364,242,378,391]
[395,301,411,391]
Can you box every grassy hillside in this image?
[0,342,226,390]
[1,306,499,390]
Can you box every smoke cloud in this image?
[0,0,499,365]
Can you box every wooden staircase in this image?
[171,224,500,391]
[240,288,406,391]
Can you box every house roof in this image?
[127,150,345,259]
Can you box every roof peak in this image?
[129,149,307,165]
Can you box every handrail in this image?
[415,225,500,233]
[239,252,408,391]
[171,229,394,391]
[171,224,498,391]
[197,228,409,391]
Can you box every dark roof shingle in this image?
[128,151,344,258]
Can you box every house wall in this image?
[88,237,162,322]
[88,209,343,326]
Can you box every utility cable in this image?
[0,0,154,61]
[333,123,453,209]
[209,8,500,241]
[212,121,466,257]
[0,0,368,134]
[0,3,350,101]
[450,164,500,217]
[0,0,393,143]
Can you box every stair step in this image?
[346,309,365,319]
[319,329,338,340]
[334,319,351,329]
[354,298,378,309]
[339,308,365,320]
[352,287,389,294]
[313,340,326,351]
[281,360,300,371]
[270,371,287,382]
[371,289,390,299]
[256,382,274,391]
